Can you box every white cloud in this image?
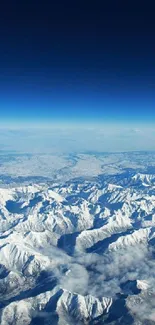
[1,122,155,153]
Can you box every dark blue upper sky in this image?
[0,1,155,124]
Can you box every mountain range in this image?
[1,171,155,324]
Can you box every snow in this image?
[1,168,155,323]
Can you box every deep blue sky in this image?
[0,1,155,124]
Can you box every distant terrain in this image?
[0,151,155,324]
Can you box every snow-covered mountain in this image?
[1,172,155,324]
